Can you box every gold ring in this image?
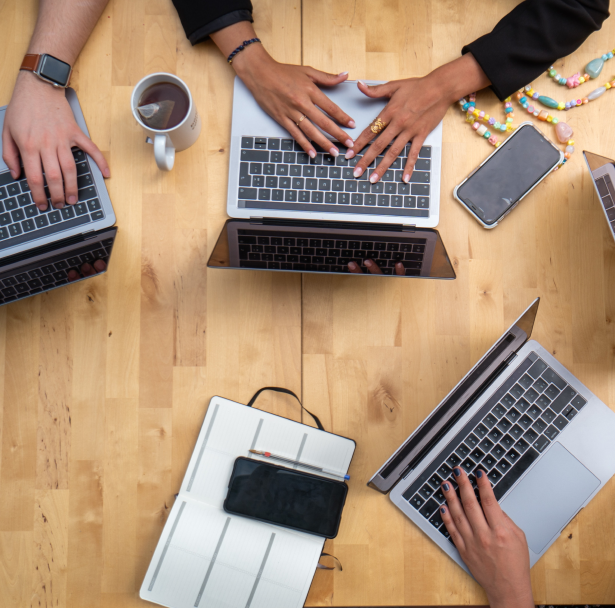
[370,117,387,135]
[296,114,306,127]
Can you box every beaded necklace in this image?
[457,48,615,169]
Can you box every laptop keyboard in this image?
[237,137,432,218]
[401,354,588,542]
[0,236,114,306]
[0,148,105,251]
[595,173,615,232]
[238,232,426,275]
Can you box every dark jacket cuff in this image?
[189,10,254,46]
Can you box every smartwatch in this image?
[20,53,72,88]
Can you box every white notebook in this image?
[140,395,356,608]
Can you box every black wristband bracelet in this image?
[227,38,261,64]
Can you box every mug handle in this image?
[154,134,175,171]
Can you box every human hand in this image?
[232,44,356,158]
[67,258,107,282]
[2,72,110,211]
[348,259,405,275]
[440,467,533,608]
[347,54,490,184]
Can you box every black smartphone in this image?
[454,122,563,228]
[223,457,348,538]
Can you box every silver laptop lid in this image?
[583,151,615,239]
[368,297,540,493]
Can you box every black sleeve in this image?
[171,0,254,46]
[462,0,610,100]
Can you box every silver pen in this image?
[249,449,350,480]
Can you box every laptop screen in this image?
[0,227,117,306]
[208,219,455,279]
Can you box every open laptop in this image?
[0,88,117,306]
[369,298,615,573]
[209,77,449,277]
[584,151,615,240]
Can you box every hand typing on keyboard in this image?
[210,21,355,159]
[440,468,533,608]
[347,53,490,185]
[67,259,106,282]
[348,259,405,275]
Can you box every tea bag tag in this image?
[137,100,175,130]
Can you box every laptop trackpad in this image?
[500,442,599,554]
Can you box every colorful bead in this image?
[476,124,487,136]
[566,145,575,154]
[484,131,491,138]
[538,96,559,108]
[472,121,480,130]
[587,86,606,100]
[552,117,559,124]
[568,140,574,145]
[538,110,549,121]
[488,117,496,125]
[585,57,604,79]
[488,135,498,145]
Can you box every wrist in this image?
[15,69,65,96]
[487,585,534,608]
[430,53,490,104]
[231,42,274,80]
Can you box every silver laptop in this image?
[369,298,615,574]
[584,150,615,241]
[227,77,442,228]
[0,88,117,305]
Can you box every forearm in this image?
[426,53,491,104]
[26,0,110,65]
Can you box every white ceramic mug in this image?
[131,72,201,171]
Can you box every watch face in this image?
[38,55,71,86]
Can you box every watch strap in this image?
[20,54,41,73]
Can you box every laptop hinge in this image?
[402,224,416,230]
[249,217,264,224]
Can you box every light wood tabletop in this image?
[0,0,614,606]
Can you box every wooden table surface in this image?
[1,0,614,606]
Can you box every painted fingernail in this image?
[358,80,366,86]
[476,469,483,478]
[349,261,357,269]
[453,467,461,477]
[345,139,354,148]
[308,150,316,158]
[338,71,348,76]
[365,260,372,266]
[345,149,356,160]
[440,507,446,514]
[403,174,411,183]
[443,483,450,491]
[329,147,339,158]
[348,120,356,128]
[68,195,77,205]
[369,173,379,183]
[353,167,363,178]
[103,168,111,178]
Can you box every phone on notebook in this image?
[454,122,563,228]
[224,457,348,539]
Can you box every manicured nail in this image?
[55,201,65,209]
[358,80,366,86]
[453,467,461,477]
[10,170,18,179]
[353,167,363,178]
[345,139,354,148]
[403,174,410,183]
[443,483,450,491]
[68,195,77,205]
[338,71,348,76]
[346,149,356,160]
[308,150,316,158]
[348,120,356,128]
[349,261,357,269]
[329,147,339,158]
[440,507,446,514]
[476,469,483,478]
[37,204,47,211]
[369,173,379,183]
[103,168,111,178]
[365,260,372,266]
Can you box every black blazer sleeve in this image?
[462,0,610,100]
[171,0,254,46]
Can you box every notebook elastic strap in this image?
[317,552,343,571]
[246,387,325,431]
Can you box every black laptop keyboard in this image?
[595,173,615,232]
[402,354,588,542]
[238,233,426,275]
[0,236,113,306]
[0,148,105,251]
[237,137,432,218]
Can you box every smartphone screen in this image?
[456,124,562,225]
[224,457,348,538]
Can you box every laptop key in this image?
[514,438,530,453]
[9,224,22,236]
[419,498,439,519]
[509,424,524,440]
[533,377,548,393]
[523,428,538,443]
[496,459,511,474]
[483,413,498,429]
[533,435,550,453]
[532,418,547,434]
[535,395,551,409]
[571,395,587,410]
[429,510,444,529]
[500,434,515,450]
[478,437,494,452]
[487,469,502,484]
[527,404,541,420]
[523,388,539,403]
[418,484,434,500]
[407,494,424,509]
[7,183,20,196]
[492,403,507,418]
[541,408,556,424]
[544,384,561,400]
[482,454,497,469]
[488,428,503,443]
[518,374,534,390]
[491,444,506,459]
[506,448,520,464]
[544,424,560,440]
[437,464,452,479]
[509,384,525,400]
[527,358,547,378]
[470,448,484,462]
[493,448,538,500]
[465,434,479,448]
[474,423,488,439]
[549,386,576,414]
[446,453,461,468]
[457,444,470,458]
[428,473,443,489]
[496,418,512,433]
[563,404,577,421]
[506,408,521,423]
[541,368,566,390]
